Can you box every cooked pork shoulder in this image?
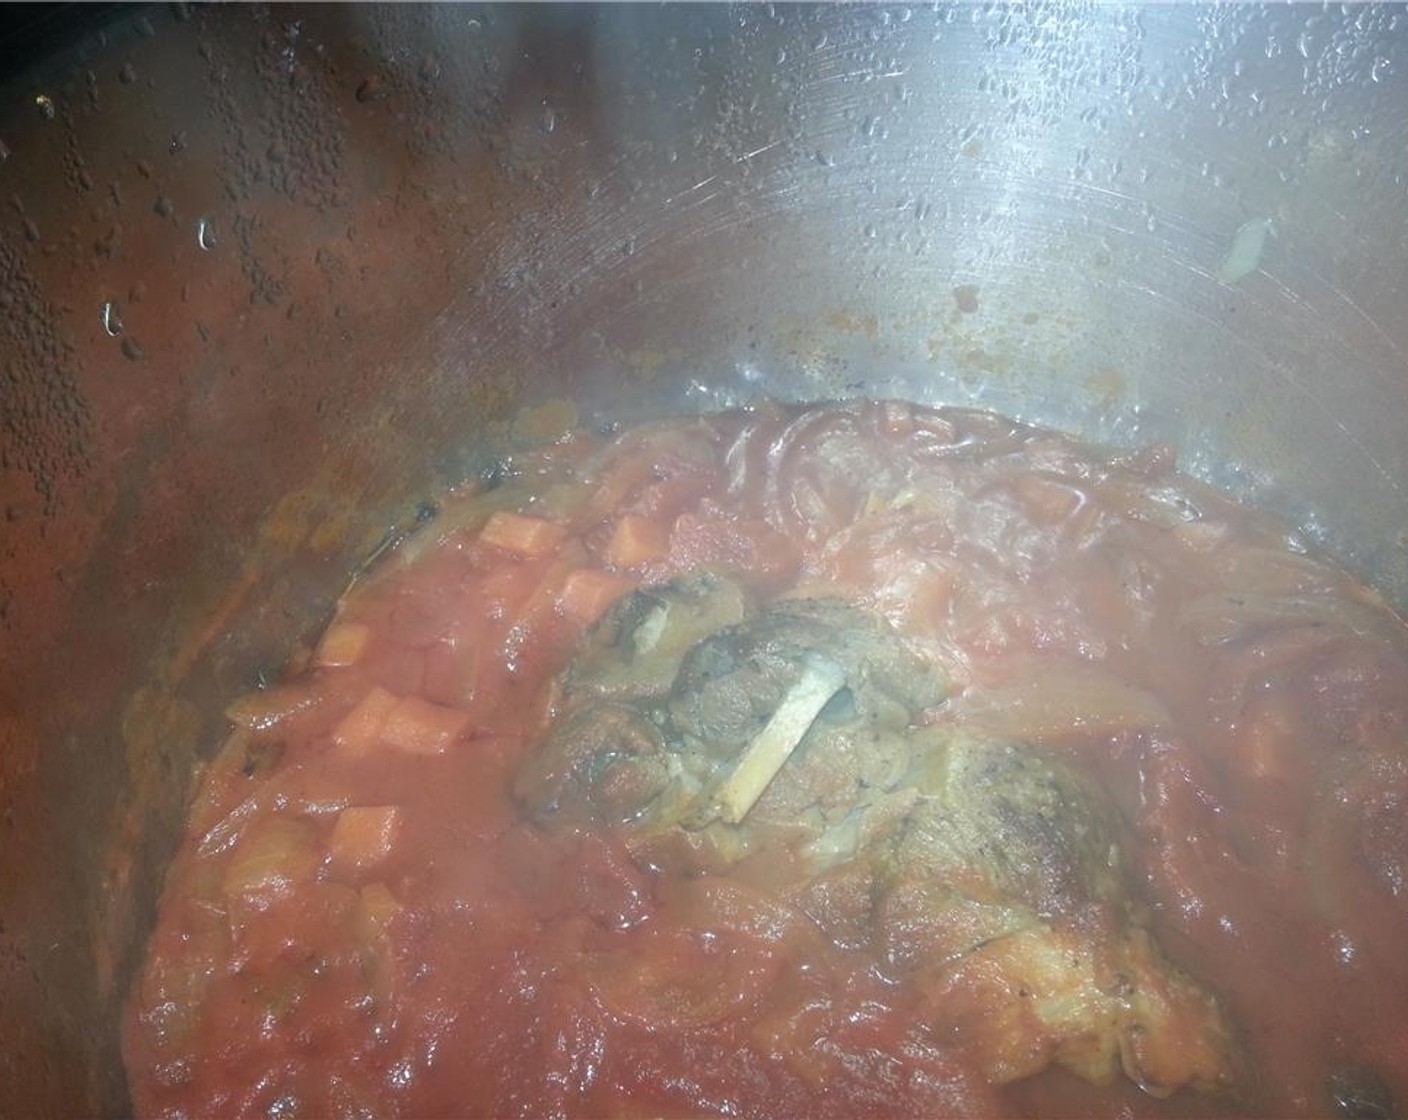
[514,574,1240,1097]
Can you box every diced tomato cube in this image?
[381,694,472,754]
[328,806,402,873]
[607,514,670,568]
[479,511,569,557]
[316,620,373,667]
[559,568,635,625]
[357,882,402,932]
[333,686,399,755]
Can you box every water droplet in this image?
[34,94,55,120]
[1371,57,1391,83]
[539,101,556,134]
[121,337,145,363]
[100,301,124,337]
[169,131,187,154]
[0,138,9,165]
[196,216,216,250]
[119,62,137,84]
[1217,217,1273,285]
[774,47,787,65]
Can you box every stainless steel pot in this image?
[1,4,1404,1113]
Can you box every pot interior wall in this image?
[0,4,1405,1113]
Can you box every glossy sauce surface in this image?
[125,402,1408,1119]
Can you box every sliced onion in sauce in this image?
[1179,592,1408,650]
[954,663,1172,742]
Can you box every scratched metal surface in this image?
[0,4,1405,1113]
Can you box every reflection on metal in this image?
[100,301,123,337]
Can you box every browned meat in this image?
[514,576,1240,1098]
[877,733,1238,1094]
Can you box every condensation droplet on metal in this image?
[539,102,556,134]
[0,138,9,164]
[34,94,56,120]
[101,301,124,337]
[196,217,216,250]
[1218,217,1274,285]
[1370,57,1390,83]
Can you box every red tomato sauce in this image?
[125,401,1408,1118]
